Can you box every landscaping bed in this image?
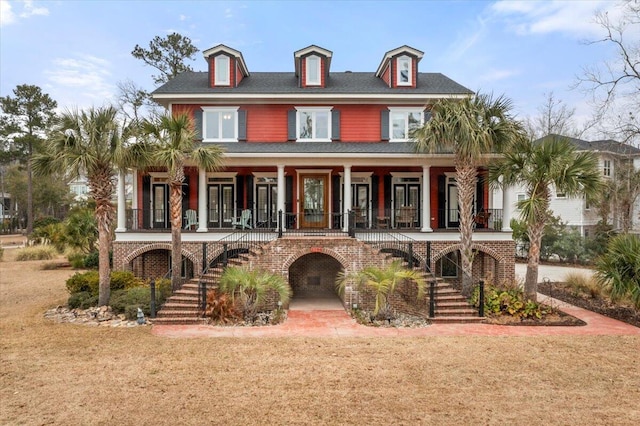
[538,280,640,328]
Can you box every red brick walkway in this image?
[151,294,640,338]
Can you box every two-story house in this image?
[111,44,517,322]
[494,134,640,238]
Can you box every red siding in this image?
[245,104,290,142]
[339,105,385,142]
[236,62,244,86]
[381,63,390,86]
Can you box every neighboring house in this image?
[494,134,640,237]
[112,44,517,321]
[68,174,89,202]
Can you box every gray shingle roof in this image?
[206,142,455,155]
[538,134,640,156]
[152,71,473,96]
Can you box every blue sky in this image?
[0,0,632,135]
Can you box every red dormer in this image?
[202,44,250,88]
[294,45,333,88]
[375,45,424,89]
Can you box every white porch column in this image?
[197,168,208,232]
[115,170,126,232]
[277,165,285,231]
[342,165,352,232]
[502,183,513,232]
[421,165,433,232]
[131,169,138,210]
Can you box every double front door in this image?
[208,183,234,228]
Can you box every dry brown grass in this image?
[1,249,639,425]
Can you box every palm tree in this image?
[33,106,138,306]
[219,266,292,320]
[489,136,602,301]
[142,113,224,291]
[336,260,425,319]
[412,93,525,295]
[595,233,640,309]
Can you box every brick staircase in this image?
[428,279,484,323]
[153,248,260,325]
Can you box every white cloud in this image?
[44,54,115,107]
[1,0,49,26]
[478,68,520,82]
[179,14,187,21]
[225,8,233,19]
[491,0,614,38]
[0,0,17,26]
[20,0,49,18]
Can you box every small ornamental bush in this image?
[15,245,57,261]
[470,282,548,320]
[68,291,98,309]
[83,251,99,269]
[110,271,143,290]
[65,271,100,295]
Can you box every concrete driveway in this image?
[515,262,595,283]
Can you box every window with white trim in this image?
[215,55,230,85]
[603,159,611,177]
[390,108,423,141]
[202,107,238,141]
[397,55,412,86]
[296,107,331,141]
[306,55,320,86]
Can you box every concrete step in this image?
[157,309,200,317]
[152,317,206,325]
[435,308,478,317]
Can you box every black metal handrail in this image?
[198,224,278,315]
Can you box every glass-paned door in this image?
[352,183,369,228]
[208,183,235,228]
[152,184,169,228]
[256,181,278,228]
[393,181,420,228]
[300,174,328,228]
[446,177,459,228]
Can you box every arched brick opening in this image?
[433,243,505,285]
[125,244,198,281]
[288,253,343,299]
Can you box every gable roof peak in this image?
[202,44,249,77]
[376,45,424,77]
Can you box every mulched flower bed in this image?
[484,310,586,326]
[538,281,640,328]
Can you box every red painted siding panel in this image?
[339,105,385,142]
[245,104,290,142]
[381,63,390,86]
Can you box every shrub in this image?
[110,271,143,290]
[33,216,60,229]
[110,280,172,320]
[470,282,548,319]
[15,245,56,261]
[0,246,4,261]
[65,271,100,295]
[595,234,640,309]
[83,251,99,269]
[68,252,85,269]
[205,289,239,324]
[68,291,98,309]
[564,272,603,299]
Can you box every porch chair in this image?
[396,206,416,228]
[183,209,197,230]
[232,209,253,230]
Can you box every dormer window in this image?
[306,55,321,86]
[215,55,230,85]
[397,55,411,86]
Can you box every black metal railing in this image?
[436,208,503,230]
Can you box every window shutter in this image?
[287,109,296,141]
[236,176,245,210]
[245,175,254,211]
[331,109,340,141]
[194,109,203,140]
[142,175,151,229]
[383,175,392,214]
[380,109,390,141]
[371,175,379,219]
[238,110,247,141]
